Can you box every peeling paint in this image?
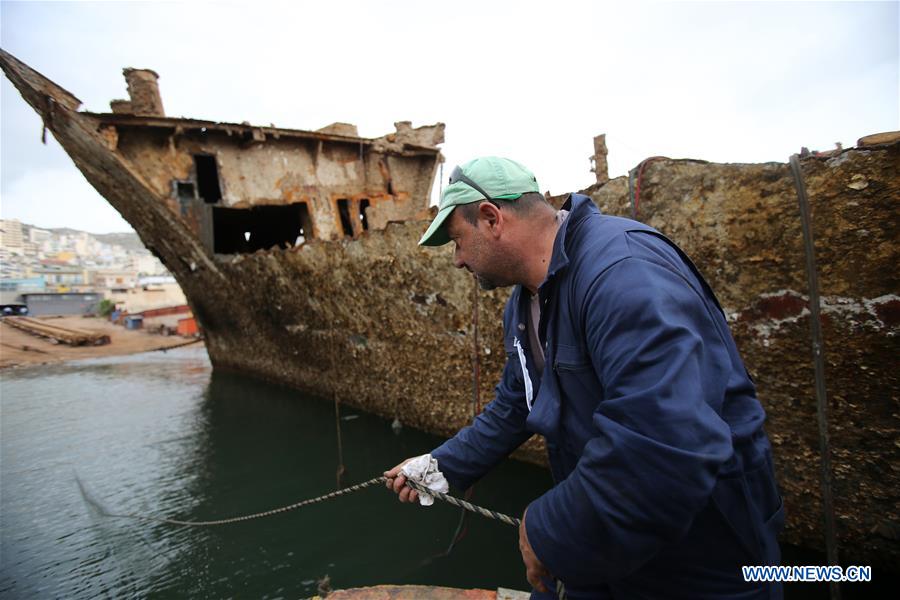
[735,290,900,338]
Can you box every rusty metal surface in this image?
[586,150,900,569]
[324,585,497,599]
[103,119,438,243]
[3,48,898,569]
[81,113,444,154]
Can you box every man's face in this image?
[445,205,515,291]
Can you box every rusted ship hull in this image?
[3,49,897,569]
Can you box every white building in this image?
[29,227,51,245]
[89,269,138,290]
[131,253,166,275]
[114,277,187,314]
[0,219,25,256]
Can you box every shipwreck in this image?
[2,49,897,570]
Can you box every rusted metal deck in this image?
[316,585,529,600]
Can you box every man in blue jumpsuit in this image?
[385,157,784,599]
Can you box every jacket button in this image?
[518,323,526,331]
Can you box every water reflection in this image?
[1,348,213,598]
[1,348,551,598]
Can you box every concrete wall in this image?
[24,293,101,316]
[116,283,187,314]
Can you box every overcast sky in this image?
[1,0,897,234]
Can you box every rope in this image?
[95,476,386,527]
[442,276,484,554]
[153,338,203,352]
[88,474,565,598]
[328,249,347,489]
[790,155,841,600]
[471,275,481,414]
[629,156,668,219]
[90,475,520,528]
[404,479,520,527]
[405,479,567,599]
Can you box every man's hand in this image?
[383,459,419,504]
[519,508,550,593]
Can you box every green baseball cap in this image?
[419,156,540,246]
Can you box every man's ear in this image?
[478,202,503,238]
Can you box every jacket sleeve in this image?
[525,256,734,584]
[431,336,533,492]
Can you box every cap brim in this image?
[418,204,456,246]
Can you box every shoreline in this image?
[0,315,205,369]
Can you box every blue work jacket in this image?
[432,194,784,599]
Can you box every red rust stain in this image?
[739,291,808,322]
[327,585,497,599]
[874,298,900,327]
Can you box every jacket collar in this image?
[541,193,596,288]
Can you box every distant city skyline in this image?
[2,1,898,233]
[1,217,166,280]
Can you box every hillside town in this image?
[0,217,193,333]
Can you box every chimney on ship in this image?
[110,68,165,117]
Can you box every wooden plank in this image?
[3,317,110,346]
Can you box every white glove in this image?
[400,453,449,506]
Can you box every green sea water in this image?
[0,346,551,598]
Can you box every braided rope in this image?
[403,479,520,527]
[98,473,526,529]
[403,480,567,599]
[98,475,522,529]
[91,474,565,599]
[99,476,386,527]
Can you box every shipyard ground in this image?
[0,315,202,369]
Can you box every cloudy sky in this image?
[1,0,897,234]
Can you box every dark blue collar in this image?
[540,193,596,290]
